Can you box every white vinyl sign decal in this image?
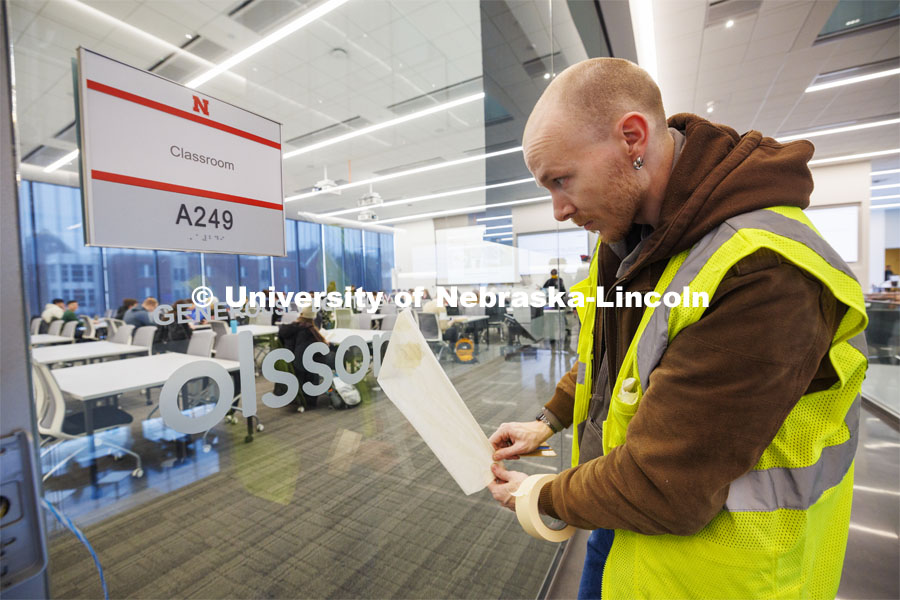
[77,48,285,256]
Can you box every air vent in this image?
[285,116,371,146]
[808,57,900,89]
[22,146,75,169]
[463,140,519,156]
[231,0,311,34]
[706,0,762,26]
[386,77,483,116]
[521,52,562,79]
[186,37,229,62]
[373,157,445,176]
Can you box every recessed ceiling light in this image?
[805,67,900,93]
[283,92,485,159]
[725,19,734,28]
[44,149,79,173]
[286,146,524,202]
[186,0,349,88]
[776,117,900,142]
[808,148,900,166]
[378,194,550,225]
[185,33,193,39]
[706,106,714,114]
[871,168,900,176]
[845,18,861,26]
[323,177,533,217]
[543,73,551,80]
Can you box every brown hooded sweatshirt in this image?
[537,114,846,535]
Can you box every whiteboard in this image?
[805,205,859,263]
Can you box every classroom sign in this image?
[77,48,285,256]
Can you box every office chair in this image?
[32,363,143,480]
[110,324,135,344]
[30,317,42,335]
[416,312,449,361]
[103,317,118,336]
[47,320,64,336]
[60,320,78,339]
[79,316,98,341]
[186,330,216,357]
[200,333,263,451]
[334,307,353,328]
[209,320,229,351]
[380,314,398,331]
[132,326,157,353]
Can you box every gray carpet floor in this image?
[44,344,577,599]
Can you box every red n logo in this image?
[192,95,209,116]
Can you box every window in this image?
[274,220,299,293]
[157,251,201,304]
[203,253,238,303]
[106,248,158,306]
[239,255,272,294]
[28,182,105,316]
[297,220,324,291]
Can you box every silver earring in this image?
[633,156,644,170]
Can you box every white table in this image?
[52,353,240,483]
[322,328,384,345]
[53,353,240,403]
[235,324,278,337]
[32,341,148,365]
[448,315,489,324]
[30,334,73,346]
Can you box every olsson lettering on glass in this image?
[158,331,391,434]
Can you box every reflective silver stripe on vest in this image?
[576,361,587,385]
[725,396,859,511]
[635,208,860,392]
[848,332,868,357]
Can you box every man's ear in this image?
[618,112,650,160]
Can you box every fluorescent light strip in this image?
[476,215,513,223]
[854,485,900,496]
[187,0,350,89]
[286,146,523,201]
[498,237,513,242]
[809,148,900,166]
[284,93,484,159]
[872,168,900,176]
[776,118,900,142]
[484,231,512,238]
[44,149,80,173]
[324,177,533,217]
[484,224,513,231]
[379,195,551,225]
[871,183,900,190]
[848,523,898,540]
[806,67,900,93]
[296,211,398,234]
[871,202,900,209]
[629,0,658,81]
[871,194,900,201]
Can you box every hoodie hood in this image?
[622,113,815,277]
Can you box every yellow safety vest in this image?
[570,206,868,598]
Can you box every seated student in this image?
[41,298,65,323]
[278,305,335,409]
[422,298,460,345]
[124,297,158,327]
[61,300,80,322]
[154,298,194,353]
[115,298,138,320]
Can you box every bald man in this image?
[487,58,866,598]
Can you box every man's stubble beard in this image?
[596,160,644,244]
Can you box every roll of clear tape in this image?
[512,473,575,542]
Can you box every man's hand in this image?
[489,420,553,461]
[487,463,529,511]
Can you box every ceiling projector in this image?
[312,178,341,195]
[358,190,383,207]
[358,210,378,222]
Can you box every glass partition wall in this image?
[11,1,590,596]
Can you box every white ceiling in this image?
[9,0,900,224]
